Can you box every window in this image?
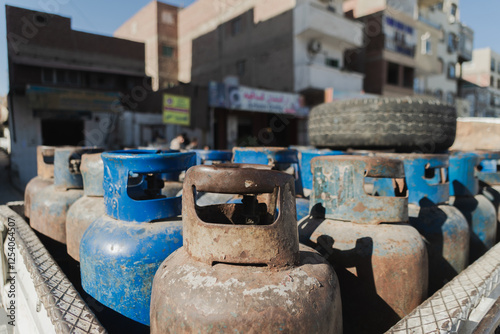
[387,62,399,85]
[403,66,414,88]
[236,60,246,77]
[325,58,339,68]
[42,68,54,83]
[161,11,174,25]
[491,76,495,87]
[491,58,496,72]
[436,2,443,10]
[435,89,443,100]
[446,92,455,105]
[162,45,174,58]
[230,16,242,36]
[56,69,66,84]
[438,58,444,73]
[498,79,500,88]
[447,33,457,53]
[450,3,457,17]
[67,71,80,85]
[497,61,500,73]
[447,63,456,79]
[421,32,432,55]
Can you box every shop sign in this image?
[163,94,190,126]
[209,82,308,116]
[27,85,120,112]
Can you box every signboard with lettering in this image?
[163,94,190,126]
[208,81,308,116]
[27,85,120,112]
[384,15,416,57]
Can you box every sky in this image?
[0,0,498,96]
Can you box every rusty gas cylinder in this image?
[150,164,342,333]
[192,150,234,206]
[24,146,55,218]
[373,153,469,294]
[298,156,428,334]
[65,153,104,261]
[30,147,103,243]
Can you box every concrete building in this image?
[460,48,500,117]
[6,5,150,189]
[114,1,179,91]
[461,82,500,117]
[344,0,435,96]
[344,0,472,102]
[117,0,365,148]
[344,7,418,96]
[179,0,364,96]
[415,0,473,104]
[462,48,500,90]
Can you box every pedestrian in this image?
[170,133,188,150]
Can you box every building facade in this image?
[117,0,365,148]
[461,48,500,117]
[415,0,473,104]
[461,82,500,117]
[344,0,472,103]
[114,1,179,90]
[6,5,150,189]
[462,48,500,90]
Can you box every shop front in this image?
[208,81,309,149]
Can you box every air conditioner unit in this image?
[308,39,322,54]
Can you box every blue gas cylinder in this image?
[475,150,500,242]
[190,150,234,206]
[193,149,232,165]
[66,153,105,261]
[31,147,103,243]
[298,156,428,333]
[373,153,469,294]
[233,147,310,219]
[298,149,345,196]
[449,152,497,262]
[79,150,196,325]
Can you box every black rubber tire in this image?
[308,96,457,153]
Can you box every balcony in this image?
[294,2,364,49]
[295,63,364,93]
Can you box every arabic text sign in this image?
[27,85,120,112]
[209,82,308,116]
[229,86,305,115]
[163,94,190,126]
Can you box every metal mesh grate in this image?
[0,203,106,334]
[387,241,500,334]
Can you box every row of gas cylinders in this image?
[24,146,500,334]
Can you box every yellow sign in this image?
[163,94,190,126]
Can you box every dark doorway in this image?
[386,62,399,85]
[41,119,84,146]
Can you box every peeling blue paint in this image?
[80,150,194,325]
